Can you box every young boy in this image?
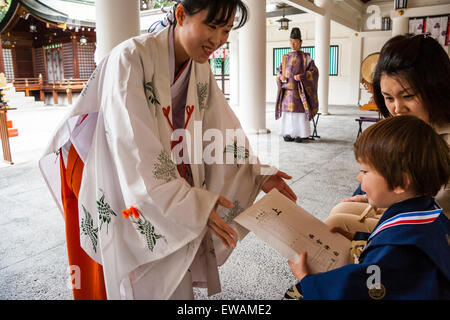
[285,115,450,299]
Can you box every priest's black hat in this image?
[290,27,302,41]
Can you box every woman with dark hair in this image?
[373,34,450,126]
[324,34,450,233]
[40,0,296,300]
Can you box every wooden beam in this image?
[330,10,361,31]
[281,0,325,15]
[283,0,361,31]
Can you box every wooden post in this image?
[52,84,58,105]
[66,88,72,105]
[72,35,80,78]
[25,78,29,96]
[38,74,44,102]
[0,107,13,164]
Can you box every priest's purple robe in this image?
[275,51,319,121]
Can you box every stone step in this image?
[4,90,25,98]
[7,102,45,109]
[1,85,45,109]
[4,96,43,109]
[5,96,36,104]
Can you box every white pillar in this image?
[314,0,330,115]
[95,0,140,63]
[392,15,409,36]
[238,0,268,134]
[350,33,362,106]
[229,31,240,111]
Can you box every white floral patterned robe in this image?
[39,27,275,299]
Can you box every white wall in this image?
[358,31,392,105]
[358,2,450,104]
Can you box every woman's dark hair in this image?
[372,34,450,126]
[172,0,248,29]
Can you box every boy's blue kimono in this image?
[287,196,450,299]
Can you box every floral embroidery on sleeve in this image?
[122,206,166,252]
[145,81,160,106]
[224,141,249,167]
[96,190,117,234]
[197,82,208,111]
[153,150,177,182]
[80,205,99,253]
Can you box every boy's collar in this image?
[378,196,436,225]
[367,196,440,243]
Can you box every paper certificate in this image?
[234,189,351,274]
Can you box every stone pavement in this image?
[0,103,376,300]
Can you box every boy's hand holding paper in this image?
[234,189,351,274]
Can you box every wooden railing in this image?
[7,77,89,104]
[7,77,43,97]
[43,78,89,90]
[9,77,42,87]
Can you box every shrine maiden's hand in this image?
[288,252,309,281]
[280,75,288,82]
[262,170,297,202]
[293,74,302,81]
[208,196,238,249]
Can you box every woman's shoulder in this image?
[112,33,156,57]
[111,26,171,59]
[96,32,161,79]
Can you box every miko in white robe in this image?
[40,26,279,299]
